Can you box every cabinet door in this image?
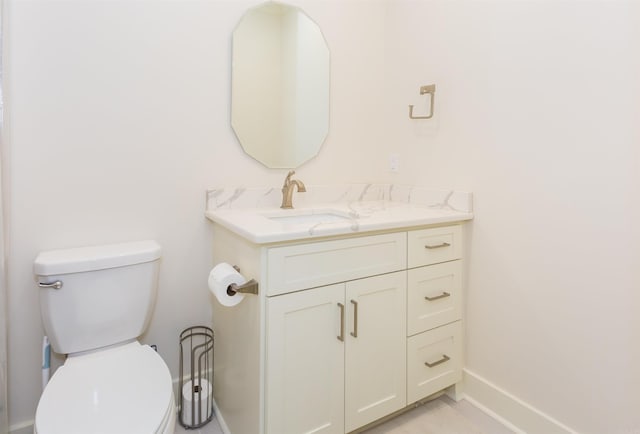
[345,272,407,432]
[266,284,345,434]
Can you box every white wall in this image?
[384,1,640,433]
[3,0,389,428]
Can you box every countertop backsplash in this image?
[206,184,472,214]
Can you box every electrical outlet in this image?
[389,154,400,172]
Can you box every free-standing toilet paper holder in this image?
[178,326,214,429]
[226,265,259,295]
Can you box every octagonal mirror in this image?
[231,2,330,168]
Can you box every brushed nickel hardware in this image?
[38,280,63,290]
[280,170,306,209]
[424,354,450,368]
[226,265,259,295]
[350,299,358,338]
[408,84,436,120]
[424,242,450,249]
[424,292,451,301]
[337,303,345,342]
[227,279,259,295]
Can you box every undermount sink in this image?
[262,209,353,225]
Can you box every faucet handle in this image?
[283,170,295,187]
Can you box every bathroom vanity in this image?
[206,185,472,434]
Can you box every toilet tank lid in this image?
[34,240,162,276]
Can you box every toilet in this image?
[33,240,175,434]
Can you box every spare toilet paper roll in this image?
[208,262,247,307]
[181,379,213,426]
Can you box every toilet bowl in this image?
[35,342,175,434]
[33,241,175,434]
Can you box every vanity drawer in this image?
[267,233,407,296]
[407,261,462,336]
[407,225,462,268]
[407,321,462,404]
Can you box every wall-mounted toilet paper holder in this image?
[227,265,259,295]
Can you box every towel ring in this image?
[409,84,436,119]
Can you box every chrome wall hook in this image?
[408,84,436,119]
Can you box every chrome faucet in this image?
[281,170,306,209]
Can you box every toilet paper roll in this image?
[208,262,247,307]
[181,379,213,427]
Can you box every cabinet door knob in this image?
[424,354,450,368]
[424,292,450,301]
[337,303,345,342]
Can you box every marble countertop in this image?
[206,201,472,244]
[205,184,473,244]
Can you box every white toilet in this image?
[33,240,176,434]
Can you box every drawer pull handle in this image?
[424,242,450,250]
[350,300,358,338]
[425,354,450,368]
[337,303,345,342]
[425,292,451,301]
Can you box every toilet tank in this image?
[34,240,162,355]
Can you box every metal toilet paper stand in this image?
[178,326,214,429]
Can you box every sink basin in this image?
[262,209,352,225]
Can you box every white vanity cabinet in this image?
[210,223,465,434]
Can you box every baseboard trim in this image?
[211,396,231,434]
[462,369,577,434]
[9,419,33,434]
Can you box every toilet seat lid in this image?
[35,342,174,434]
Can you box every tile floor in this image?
[174,395,514,434]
